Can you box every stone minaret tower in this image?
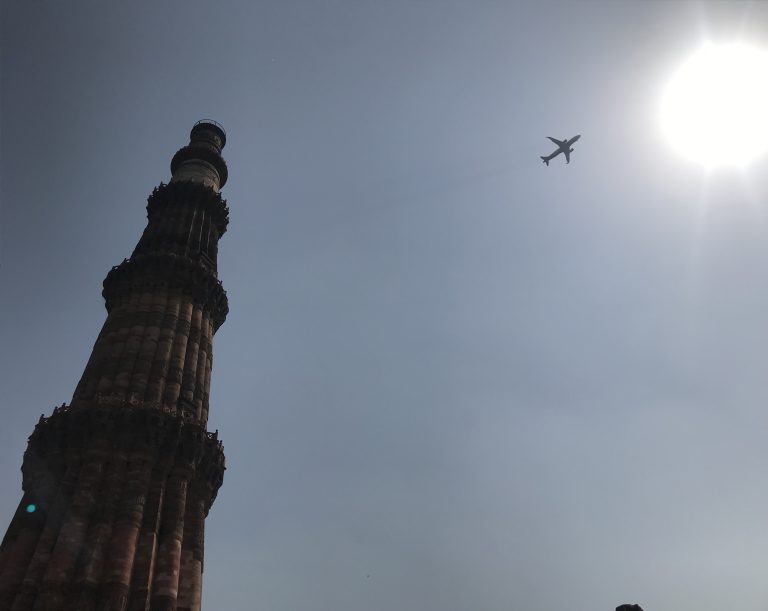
[0,122,230,611]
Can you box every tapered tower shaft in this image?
[0,122,230,611]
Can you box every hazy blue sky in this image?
[4,2,768,610]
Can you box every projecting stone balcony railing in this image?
[27,402,226,516]
[41,402,224,451]
[102,252,229,329]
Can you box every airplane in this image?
[540,135,581,165]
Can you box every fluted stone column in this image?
[0,122,230,610]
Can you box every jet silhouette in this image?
[540,135,581,165]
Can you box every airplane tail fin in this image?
[540,156,549,166]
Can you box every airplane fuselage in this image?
[541,135,580,165]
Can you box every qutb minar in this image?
[0,122,231,611]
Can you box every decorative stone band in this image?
[25,404,225,513]
[146,181,229,237]
[170,145,229,188]
[103,253,229,330]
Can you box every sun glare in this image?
[660,43,768,168]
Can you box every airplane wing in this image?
[567,135,581,146]
[547,137,565,146]
[564,148,571,163]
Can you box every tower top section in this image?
[191,119,226,149]
[171,120,228,191]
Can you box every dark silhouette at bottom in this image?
[617,605,644,611]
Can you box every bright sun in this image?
[660,43,768,168]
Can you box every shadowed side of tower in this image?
[0,122,231,611]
